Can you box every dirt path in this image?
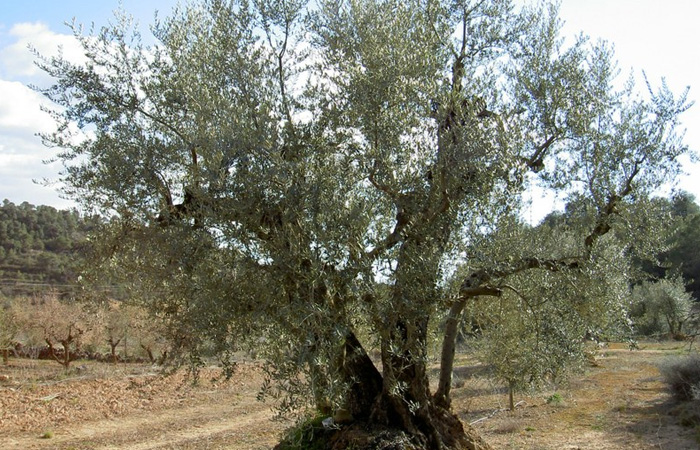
[0,361,291,450]
[6,399,285,450]
[4,390,288,450]
[2,344,698,449]
[464,345,699,449]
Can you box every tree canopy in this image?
[646,192,700,299]
[36,0,693,448]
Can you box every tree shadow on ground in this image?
[610,393,698,449]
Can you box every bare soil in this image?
[459,342,699,449]
[0,360,290,450]
[1,342,697,449]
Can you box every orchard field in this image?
[1,342,697,450]
[2,0,700,447]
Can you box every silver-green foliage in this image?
[455,208,633,404]
[34,0,692,441]
[631,277,695,337]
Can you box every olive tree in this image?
[630,277,695,338]
[37,0,692,448]
[455,214,634,411]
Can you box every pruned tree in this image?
[25,294,93,370]
[128,306,170,365]
[0,299,19,364]
[99,300,133,363]
[36,0,692,448]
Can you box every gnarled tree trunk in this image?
[338,326,491,450]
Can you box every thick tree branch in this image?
[436,254,581,407]
[584,155,645,252]
[526,133,560,172]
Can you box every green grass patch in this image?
[276,412,332,450]
[546,392,564,406]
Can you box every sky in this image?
[0,0,699,217]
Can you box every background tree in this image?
[0,297,19,364]
[92,301,170,364]
[22,294,94,370]
[36,0,692,448]
[630,277,695,338]
[100,300,133,363]
[448,206,634,411]
[125,305,171,365]
[651,192,700,299]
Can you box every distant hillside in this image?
[0,199,100,297]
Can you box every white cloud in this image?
[0,72,68,207]
[0,22,84,83]
[0,79,54,132]
[0,136,70,208]
[0,23,82,208]
[0,79,58,183]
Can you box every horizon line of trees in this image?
[3,192,699,299]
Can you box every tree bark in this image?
[371,312,491,449]
[109,338,121,364]
[340,331,383,420]
[435,298,467,409]
[61,340,72,370]
[141,344,155,363]
[508,381,515,411]
[369,375,491,449]
[334,318,491,449]
[435,286,502,409]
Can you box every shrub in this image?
[276,413,331,450]
[659,354,700,402]
[495,419,522,434]
[546,392,565,406]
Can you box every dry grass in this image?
[0,342,698,449]
[494,418,523,434]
